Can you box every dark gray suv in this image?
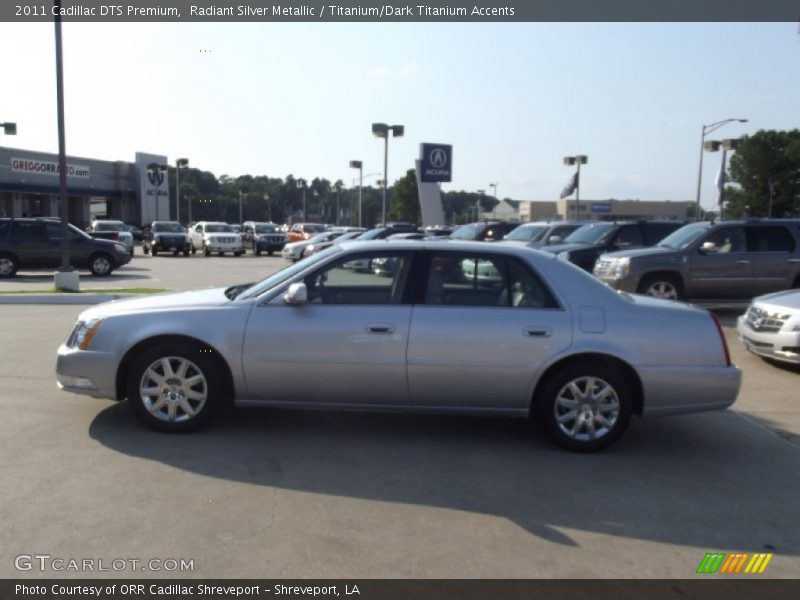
[594,219,800,301]
[0,218,132,278]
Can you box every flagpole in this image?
[575,163,581,215]
[718,148,727,220]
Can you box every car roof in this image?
[337,238,560,258]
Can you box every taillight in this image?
[112,232,119,240]
[709,311,732,366]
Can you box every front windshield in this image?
[256,224,279,233]
[358,228,387,240]
[658,223,711,250]
[94,222,125,232]
[205,224,234,233]
[153,222,185,233]
[450,224,482,240]
[504,225,548,242]
[237,245,342,300]
[565,223,616,244]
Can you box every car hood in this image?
[600,246,673,260]
[541,242,593,254]
[752,289,800,310]
[81,287,232,319]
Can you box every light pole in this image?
[1,122,16,135]
[313,190,320,221]
[372,122,404,226]
[349,160,363,227]
[264,193,271,222]
[334,182,342,226]
[489,182,498,218]
[694,118,748,221]
[147,162,168,220]
[296,179,306,220]
[476,189,485,222]
[238,191,246,225]
[174,158,188,224]
[563,155,588,217]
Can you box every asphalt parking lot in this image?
[0,256,799,579]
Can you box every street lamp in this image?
[489,182,498,218]
[296,179,307,220]
[264,193,271,222]
[349,160,363,227]
[334,182,342,226]
[372,122,404,226]
[147,162,168,220]
[238,190,246,225]
[1,122,16,135]
[563,155,588,217]
[476,189,485,222]
[174,158,188,224]
[313,190,320,221]
[694,118,748,220]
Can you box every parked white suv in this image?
[737,289,800,365]
[190,222,243,256]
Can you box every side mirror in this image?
[283,282,308,305]
[547,236,562,245]
[699,241,717,254]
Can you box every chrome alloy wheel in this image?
[91,256,111,275]
[554,376,620,442]
[0,257,15,276]
[139,356,208,423]
[645,281,678,300]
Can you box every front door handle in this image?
[736,260,751,265]
[524,327,552,338]
[787,258,800,264]
[366,324,396,334]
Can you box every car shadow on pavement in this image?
[7,271,152,282]
[89,403,800,554]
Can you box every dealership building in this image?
[519,198,693,222]
[0,146,171,228]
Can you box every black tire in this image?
[204,246,211,257]
[191,246,197,255]
[267,249,274,256]
[183,249,190,257]
[88,253,114,277]
[218,251,224,257]
[0,253,19,278]
[637,274,683,301]
[143,245,150,255]
[234,250,243,257]
[152,247,158,256]
[254,242,261,256]
[534,362,632,452]
[172,249,179,256]
[126,342,222,432]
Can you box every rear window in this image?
[748,226,796,252]
[94,222,125,232]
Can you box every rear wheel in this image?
[234,250,243,257]
[183,249,190,256]
[126,343,221,432]
[203,245,211,257]
[267,249,274,256]
[638,275,682,301]
[535,363,632,452]
[89,253,114,277]
[0,253,19,278]
[254,242,261,256]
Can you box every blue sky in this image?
[1,22,797,209]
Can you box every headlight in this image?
[67,318,105,350]
[610,257,630,278]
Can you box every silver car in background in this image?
[56,241,741,452]
[737,289,800,365]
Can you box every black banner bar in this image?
[3,0,800,23]
[3,580,800,600]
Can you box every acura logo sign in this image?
[430,148,448,168]
[148,169,164,187]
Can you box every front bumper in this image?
[153,237,191,252]
[282,247,304,260]
[257,239,286,251]
[595,274,639,293]
[737,316,800,364]
[56,343,120,400]
[205,240,242,253]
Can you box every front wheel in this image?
[233,250,243,257]
[88,253,114,277]
[126,343,221,432]
[638,275,682,301]
[203,245,211,257]
[254,242,261,256]
[535,363,632,452]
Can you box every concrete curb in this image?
[0,294,135,305]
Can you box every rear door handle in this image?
[736,260,751,265]
[788,258,800,264]
[366,324,396,334]
[524,327,552,338]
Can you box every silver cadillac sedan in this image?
[56,240,741,452]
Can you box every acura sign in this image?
[420,143,452,183]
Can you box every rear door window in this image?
[612,225,643,247]
[10,221,46,240]
[747,226,796,252]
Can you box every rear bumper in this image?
[639,364,742,417]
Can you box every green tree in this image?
[388,169,421,224]
[726,129,800,218]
